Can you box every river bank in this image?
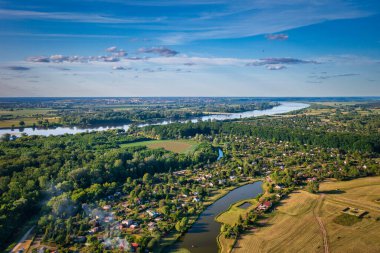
[169,181,263,253]
[158,179,258,253]
[0,102,309,137]
[215,198,261,253]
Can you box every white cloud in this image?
[138,47,179,57]
[265,34,288,40]
[25,51,320,70]
[0,9,164,24]
[106,46,118,52]
[266,64,286,70]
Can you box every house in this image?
[146,209,159,218]
[88,227,100,234]
[130,223,139,229]
[121,219,134,227]
[102,205,111,211]
[131,243,139,252]
[274,184,284,190]
[218,179,226,185]
[257,201,272,211]
[307,177,317,182]
[193,197,200,203]
[148,222,157,231]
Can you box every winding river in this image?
[0,102,308,137]
[0,103,307,251]
[170,181,263,253]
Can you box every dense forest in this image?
[0,130,217,248]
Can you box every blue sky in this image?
[0,0,379,96]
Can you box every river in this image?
[170,181,263,253]
[0,102,309,137]
[217,148,224,161]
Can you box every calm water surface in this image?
[217,148,224,161]
[0,102,308,137]
[169,181,263,253]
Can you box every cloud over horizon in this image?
[138,47,179,57]
[23,47,321,71]
[6,66,31,71]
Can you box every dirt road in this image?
[314,195,329,253]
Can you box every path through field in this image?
[314,195,329,253]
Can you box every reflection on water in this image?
[0,102,308,137]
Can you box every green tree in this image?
[306,180,319,193]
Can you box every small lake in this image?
[0,102,309,137]
[169,181,263,253]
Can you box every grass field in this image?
[216,199,258,253]
[0,117,60,128]
[217,199,258,226]
[0,108,54,116]
[121,139,199,154]
[233,177,380,253]
[0,108,59,128]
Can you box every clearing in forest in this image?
[121,139,199,154]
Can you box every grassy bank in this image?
[214,187,262,253]
[165,179,258,253]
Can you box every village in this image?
[19,126,377,253]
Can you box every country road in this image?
[316,216,329,253]
[314,195,329,253]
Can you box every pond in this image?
[237,202,253,209]
[169,181,263,253]
[0,102,309,137]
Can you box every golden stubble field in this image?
[233,177,380,253]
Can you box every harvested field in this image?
[233,177,380,253]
